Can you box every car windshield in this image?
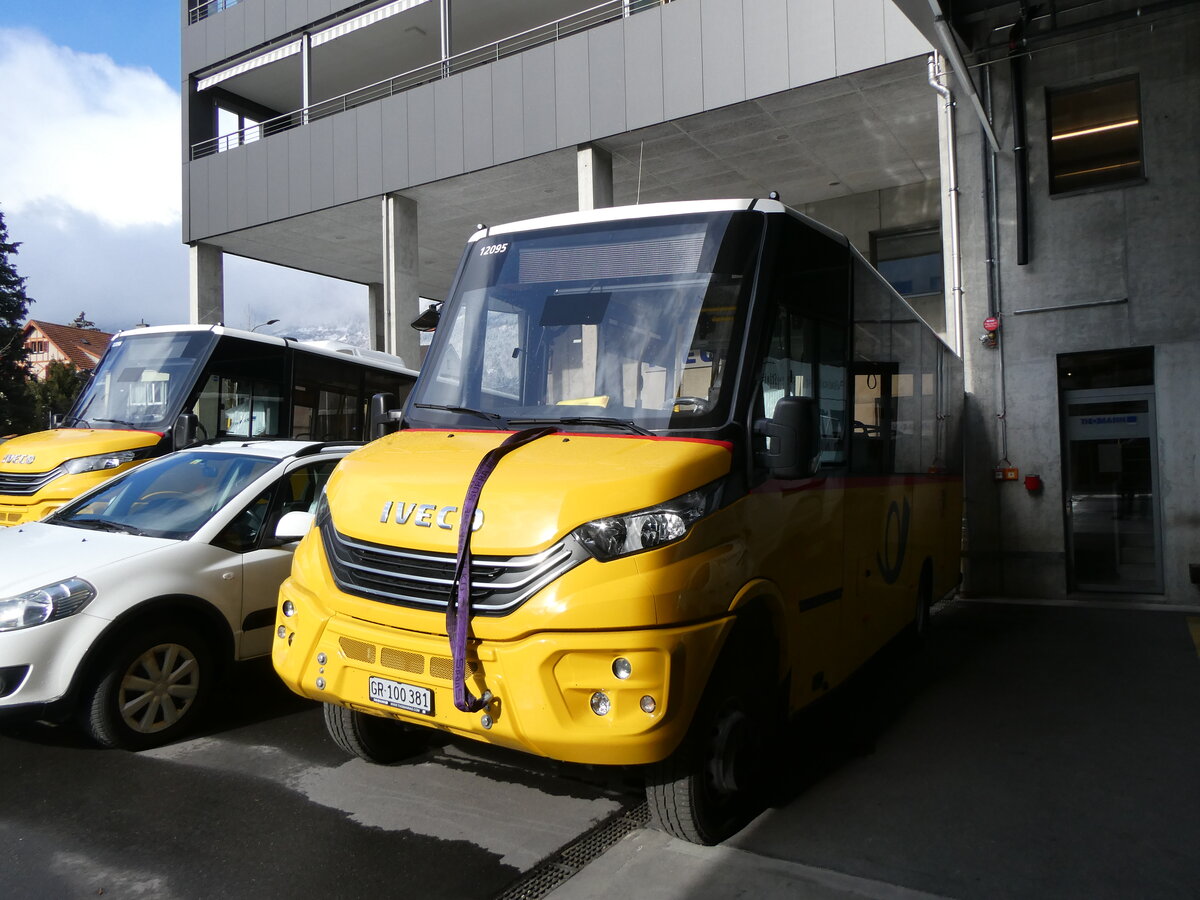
[408,211,762,433]
[68,331,218,431]
[47,450,276,540]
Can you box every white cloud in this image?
[0,28,180,228]
[0,28,372,343]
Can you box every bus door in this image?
[848,362,912,659]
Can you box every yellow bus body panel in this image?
[273,429,962,765]
[0,429,161,525]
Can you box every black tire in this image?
[913,565,934,642]
[646,639,777,845]
[81,624,212,750]
[322,703,427,764]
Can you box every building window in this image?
[1047,76,1143,195]
[871,224,944,333]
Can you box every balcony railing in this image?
[191,0,666,160]
[189,0,242,26]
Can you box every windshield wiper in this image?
[413,403,509,429]
[92,417,141,430]
[58,519,148,536]
[509,416,654,436]
[61,415,89,427]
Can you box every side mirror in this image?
[754,396,820,479]
[410,302,441,332]
[275,510,315,543]
[369,392,404,439]
[172,412,200,450]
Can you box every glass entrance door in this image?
[1061,387,1162,593]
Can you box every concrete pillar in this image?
[368,282,386,352]
[577,143,613,211]
[381,193,421,368]
[188,242,224,325]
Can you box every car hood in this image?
[0,428,161,475]
[0,521,175,595]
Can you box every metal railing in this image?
[188,0,243,26]
[191,0,665,160]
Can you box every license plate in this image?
[368,676,434,715]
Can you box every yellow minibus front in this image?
[0,325,417,525]
[273,198,963,844]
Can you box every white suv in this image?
[0,440,354,749]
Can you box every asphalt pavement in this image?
[2,597,1198,899]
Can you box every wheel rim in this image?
[117,642,200,734]
[704,699,753,798]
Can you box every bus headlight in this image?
[0,578,96,632]
[62,449,146,475]
[571,482,722,562]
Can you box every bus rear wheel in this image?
[646,654,774,845]
[322,703,427,764]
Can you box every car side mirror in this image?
[370,392,404,439]
[275,510,315,543]
[172,412,200,450]
[754,396,820,479]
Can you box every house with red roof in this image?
[21,320,114,381]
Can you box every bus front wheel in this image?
[645,649,775,845]
[322,703,427,763]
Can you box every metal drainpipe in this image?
[928,52,964,358]
[1010,19,1030,266]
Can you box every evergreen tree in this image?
[0,210,36,435]
[71,311,97,330]
[30,360,85,430]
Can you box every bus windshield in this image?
[68,331,218,432]
[410,211,762,433]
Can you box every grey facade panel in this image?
[286,0,311,36]
[883,1,930,60]
[309,117,335,210]
[491,55,524,165]
[407,84,437,186]
[267,132,290,222]
[623,10,664,132]
[333,112,360,206]
[264,0,287,42]
[701,0,746,110]
[288,128,312,215]
[588,24,626,140]
[224,3,246,59]
[227,138,249,232]
[462,66,494,172]
[380,92,410,192]
[245,139,269,227]
[189,159,209,241]
[743,0,790,98]
[242,0,266,49]
[555,34,591,148]
[357,103,384,198]
[183,22,205,77]
[835,0,887,75]
[661,0,704,119]
[204,13,226,63]
[309,0,333,24]
[206,151,229,236]
[522,46,556,157]
[788,0,836,87]
[434,76,466,181]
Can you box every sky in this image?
[0,2,368,341]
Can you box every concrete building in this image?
[180,0,1200,604]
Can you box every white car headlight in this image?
[0,578,96,632]
[62,450,144,475]
[571,482,723,562]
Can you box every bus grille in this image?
[0,467,64,496]
[320,517,588,614]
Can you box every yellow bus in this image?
[0,325,417,525]
[273,198,963,844]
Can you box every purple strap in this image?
[448,427,558,712]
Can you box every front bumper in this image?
[273,579,732,766]
[0,465,143,526]
[0,613,111,711]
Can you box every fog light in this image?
[640,695,656,714]
[316,677,326,690]
[590,691,611,716]
[316,652,327,665]
[282,600,295,617]
[277,625,286,639]
[612,657,632,680]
